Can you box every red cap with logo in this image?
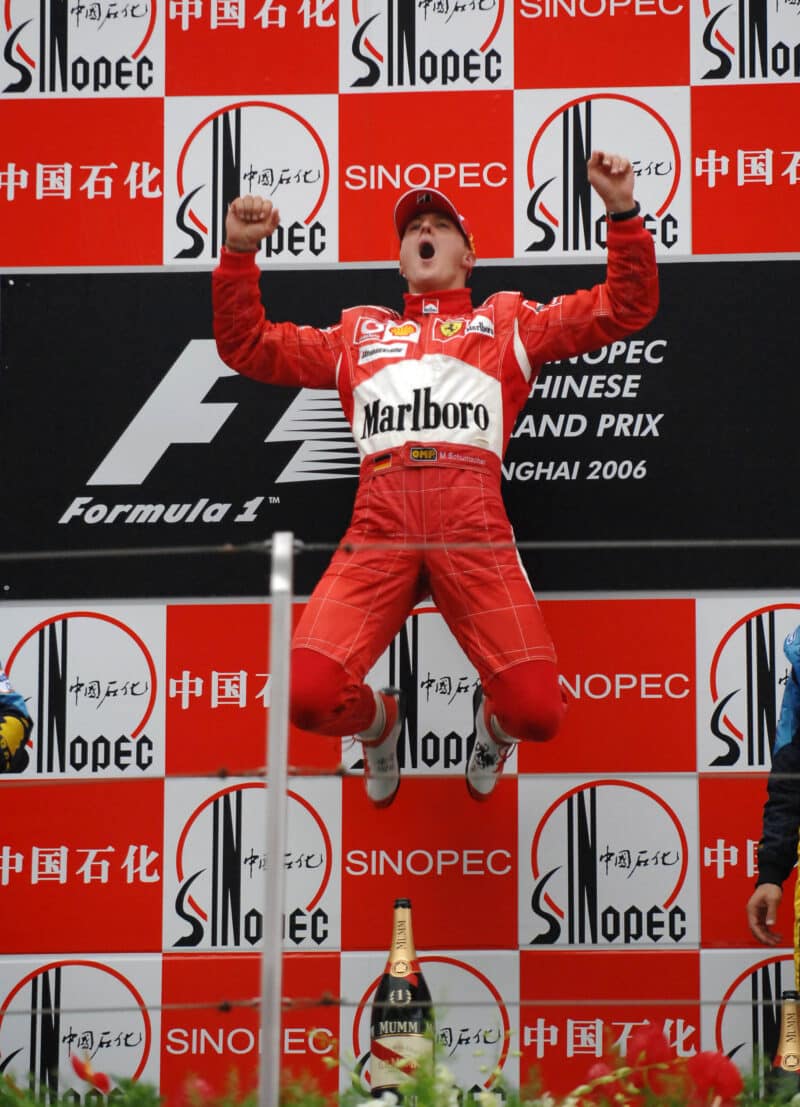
[393,187,476,255]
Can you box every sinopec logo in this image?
[524,778,696,946]
[165,99,335,263]
[697,0,800,81]
[518,91,683,257]
[0,960,155,1094]
[166,780,337,950]
[705,603,800,769]
[713,955,795,1082]
[342,0,510,89]
[350,956,513,1093]
[5,610,160,777]
[2,0,158,94]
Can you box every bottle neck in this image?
[386,906,418,975]
[779,995,800,1045]
[776,993,800,1072]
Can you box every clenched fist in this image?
[586,150,637,214]
[225,195,281,253]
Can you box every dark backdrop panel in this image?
[1,260,797,600]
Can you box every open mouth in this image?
[419,241,435,260]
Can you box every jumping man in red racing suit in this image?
[212,150,659,807]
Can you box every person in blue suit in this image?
[0,660,33,773]
[746,626,800,947]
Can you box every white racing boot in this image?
[466,686,515,801]
[359,687,405,808]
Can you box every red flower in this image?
[625,1022,672,1068]
[583,1060,630,1103]
[177,1075,215,1107]
[70,1053,112,1094]
[686,1051,743,1104]
[624,1023,674,1091]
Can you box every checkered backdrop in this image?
[2,0,800,1099]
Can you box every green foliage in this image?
[3,1051,800,1107]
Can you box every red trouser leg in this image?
[290,466,564,742]
[483,659,567,743]
[290,648,378,737]
[290,535,423,737]
[422,471,558,679]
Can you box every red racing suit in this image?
[212,217,659,738]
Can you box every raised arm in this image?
[212,195,340,390]
[516,150,658,365]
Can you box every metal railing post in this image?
[259,532,294,1107]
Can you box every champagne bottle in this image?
[770,990,800,1092]
[370,898,434,1099]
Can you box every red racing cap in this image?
[393,187,476,255]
